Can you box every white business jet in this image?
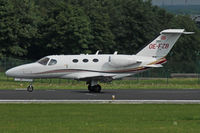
[5,29,193,92]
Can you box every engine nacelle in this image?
[108,55,139,67]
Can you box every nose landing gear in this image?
[27,84,34,92]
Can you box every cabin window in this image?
[83,59,88,63]
[38,57,50,65]
[72,59,78,63]
[93,58,99,62]
[48,59,57,66]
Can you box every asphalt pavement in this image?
[0,89,200,100]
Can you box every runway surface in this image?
[0,89,200,100]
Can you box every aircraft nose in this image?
[5,67,22,77]
[5,68,15,77]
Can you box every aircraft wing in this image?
[61,72,115,82]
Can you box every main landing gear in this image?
[88,84,101,93]
[27,83,33,92]
[87,80,101,93]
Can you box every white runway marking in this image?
[15,88,26,91]
[45,90,56,91]
[85,93,97,96]
[0,100,200,104]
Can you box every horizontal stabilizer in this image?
[144,64,163,68]
[160,30,194,35]
[183,32,195,34]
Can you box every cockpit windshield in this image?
[37,57,50,65]
[48,59,57,66]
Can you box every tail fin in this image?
[136,29,194,58]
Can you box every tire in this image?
[94,84,101,93]
[27,85,33,92]
[88,84,101,93]
[88,85,93,92]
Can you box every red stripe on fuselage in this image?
[34,58,166,75]
[155,58,167,64]
[35,67,149,75]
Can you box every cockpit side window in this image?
[48,59,57,66]
[38,57,50,65]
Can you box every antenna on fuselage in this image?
[113,51,118,55]
[95,50,101,55]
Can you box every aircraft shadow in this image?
[71,90,115,94]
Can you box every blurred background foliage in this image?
[0,0,200,72]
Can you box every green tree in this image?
[1,0,200,73]
[0,0,40,58]
[70,0,115,54]
[39,2,92,56]
[166,15,200,72]
[0,0,13,57]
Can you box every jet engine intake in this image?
[108,56,139,67]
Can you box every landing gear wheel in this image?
[27,85,33,92]
[88,84,101,93]
[94,84,101,93]
[88,85,92,92]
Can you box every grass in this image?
[1,72,200,90]
[0,104,200,133]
